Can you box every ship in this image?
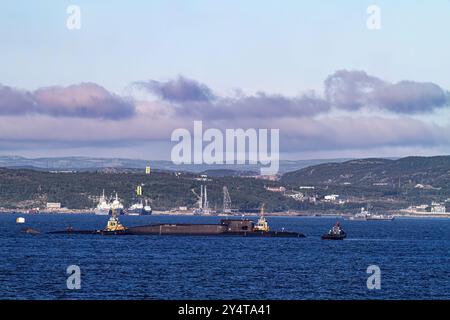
[95,190,110,215]
[345,207,369,221]
[321,221,346,240]
[95,191,124,215]
[126,200,152,216]
[126,184,152,215]
[110,193,124,215]
[366,213,395,221]
[49,205,305,238]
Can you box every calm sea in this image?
[1,214,449,300]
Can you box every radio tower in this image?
[204,185,209,209]
[199,185,204,209]
[223,186,232,214]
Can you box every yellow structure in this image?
[136,185,142,196]
[254,204,270,232]
[145,165,151,174]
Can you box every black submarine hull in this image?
[48,228,305,238]
[48,219,305,238]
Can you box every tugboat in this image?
[253,204,269,231]
[321,221,346,240]
[101,208,128,235]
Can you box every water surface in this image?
[1,214,449,299]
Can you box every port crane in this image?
[191,185,211,213]
[223,186,232,214]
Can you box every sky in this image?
[1,0,450,160]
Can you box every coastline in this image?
[1,209,450,219]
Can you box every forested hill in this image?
[1,155,450,212]
[281,156,450,190]
[0,168,294,211]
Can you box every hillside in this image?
[0,168,295,212]
[1,156,449,213]
[281,156,450,205]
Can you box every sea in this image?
[1,214,449,300]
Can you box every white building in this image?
[430,202,446,213]
[324,194,339,201]
[46,202,61,209]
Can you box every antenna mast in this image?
[223,186,232,213]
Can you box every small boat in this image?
[321,221,346,240]
[16,217,26,224]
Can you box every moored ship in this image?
[126,200,152,216]
[346,207,369,221]
[95,191,124,215]
[126,185,152,215]
[95,190,110,215]
[366,213,395,221]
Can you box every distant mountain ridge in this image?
[0,155,350,174]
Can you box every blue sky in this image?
[1,1,450,160]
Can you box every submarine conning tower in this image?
[220,219,255,232]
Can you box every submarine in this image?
[48,206,305,238]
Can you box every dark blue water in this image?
[1,214,449,300]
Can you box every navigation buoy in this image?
[16,217,25,224]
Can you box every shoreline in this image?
[1,210,450,219]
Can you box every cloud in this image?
[0,85,36,114]
[275,116,448,151]
[2,112,449,159]
[2,71,450,158]
[325,69,450,113]
[136,72,450,121]
[133,76,215,102]
[135,76,330,119]
[0,83,135,120]
[173,91,330,120]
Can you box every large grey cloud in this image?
[173,91,330,119]
[135,76,330,119]
[325,70,450,113]
[136,72,450,120]
[134,76,215,102]
[0,83,135,120]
